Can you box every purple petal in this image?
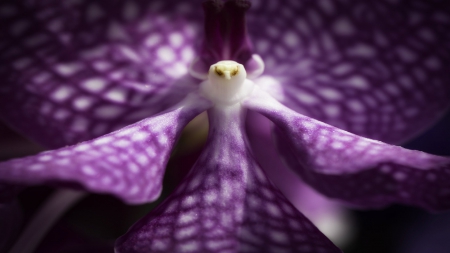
[0,0,204,148]
[246,111,353,245]
[0,95,211,204]
[246,110,343,215]
[245,89,450,211]
[247,0,450,143]
[115,106,340,253]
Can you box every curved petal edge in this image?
[0,93,211,204]
[245,88,450,211]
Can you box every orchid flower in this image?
[0,0,450,252]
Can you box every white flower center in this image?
[200,60,254,105]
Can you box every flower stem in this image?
[8,189,86,253]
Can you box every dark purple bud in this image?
[200,0,253,65]
[202,0,225,61]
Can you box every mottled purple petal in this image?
[0,94,211,204]
[115,106,340,253]
[246,111,353,245]
[245,89,450,211]
[245,110,340,213]
[247,0,450,143]
[0,0,204,148]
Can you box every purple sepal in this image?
[0,0,204,148]
[115,106,341,253]
[245,89,450,211]
[248,0,450,144]
[0,94,211,204]
[245,110,343,217]
[246,111,352,245]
